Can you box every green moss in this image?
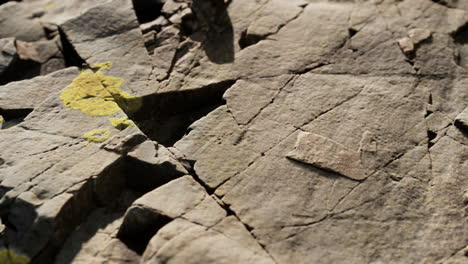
[83,129,110,143]
[0,249,30,264]
[60,65,141,116]
[109,117,134,130]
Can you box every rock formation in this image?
[0,0,467,263]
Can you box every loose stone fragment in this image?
[287,132,370,181]
[408,28,431,45]
[398,37,414,54]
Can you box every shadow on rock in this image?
[192,0,234,64]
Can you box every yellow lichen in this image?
[83,129,110,143]
[60,69,141,116]
[109,117,135,130]
[91,62,113,70]
[0,249,30,264]
[43,2,54,9]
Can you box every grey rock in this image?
[0,2,46,41]
[0,0,468,263]
[61,0,154,97]
[141,218,275,264]
[0,67,79,111]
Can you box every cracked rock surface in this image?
[0,0,467,263]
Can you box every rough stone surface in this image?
[0,0,467,263]
[287,132,371,181]
[0,67,79,111]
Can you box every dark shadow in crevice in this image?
[431,0,458,8]
[0,0,20,6]
[117,207,172,254]
[58,28,86,68]
[128,80,236,147]
[191,0,234,64]
[427,130,437,148]
[0,55,41,85]
[132,0,164,24]
[238,29,264,50]
[123,156,184,193]
[0,108,32,129]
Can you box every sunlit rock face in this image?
[0,0,467,263]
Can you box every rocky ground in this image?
[0,0,467,263]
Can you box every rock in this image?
[118,176,226,245]
[398,36,415,54]
[0,0,468,263]
[123,140,189,191]
[140,218,275,264]
[60,0,154,97]
[0,2,46,41]
[408,28,431,45]
[287,132,370,181]
[0,67,79,111]
[0,38,16,76]
[54,208,140,264]
[0,57,147,262]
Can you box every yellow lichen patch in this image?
[0,249,30,264]
[92,62,113,70]
[60,69,141,116]
[83,129,110,143]
[109,117,135,130]
[43,2,54,9]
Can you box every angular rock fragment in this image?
[398,37,415,54]
[287,132,370,181]
[0,38,16,76]
[408,28,431,45]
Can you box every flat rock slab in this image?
[0,67,79,111]
[287,132,370,181]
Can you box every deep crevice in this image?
[0,54,42,85]
[431,0,458,8]
[0,0,20,5]
[128,80,236,147]
[132,0,164,24]
[117,206,172,254]
[58,28,86,68]
[427,130,437,148]
[238,29,264,50]
[0,108,32,129]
